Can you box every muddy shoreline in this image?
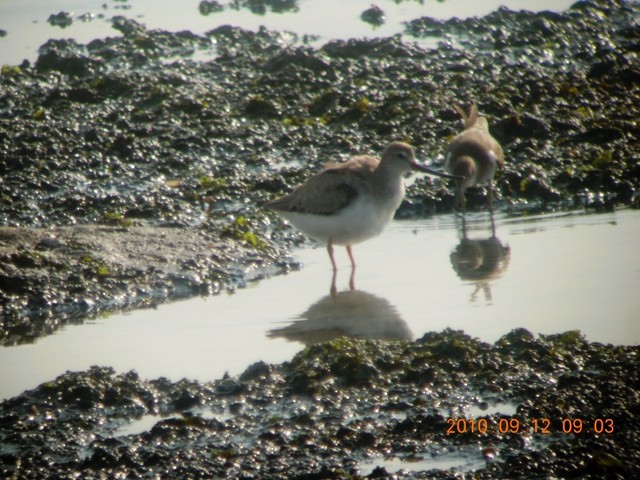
[1,0,639,477]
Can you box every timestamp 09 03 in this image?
[446,417,615,435]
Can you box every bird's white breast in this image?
[280,187,404,246]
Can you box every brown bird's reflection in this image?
[450,215,511,303]
[267,286,413,345]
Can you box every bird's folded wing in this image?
[265,167,367,215]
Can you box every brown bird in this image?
[445,103,504,210]
[265,142,459,272]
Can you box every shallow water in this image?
[359,450,485,477]
[0,0,576,65]
[1,208,638,401]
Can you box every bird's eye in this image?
[396,152,406,159]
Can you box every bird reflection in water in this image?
[267,286,413,345]
[450,214,511,304]
[332,268,356,298]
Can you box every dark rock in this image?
[199,0,224,15]
[495,113,550,140]
[111,16,146,36]
[361,6,386,26]
[35,39,100,77]
[48,12,74,28]
[572,126,624,144]
[240,361,272,381]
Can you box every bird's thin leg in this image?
[346,245,356,290]
[348,265,356,291]
[327,240,338,272]
[488,181,494,212]
[346,245,356,270]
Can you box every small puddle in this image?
[113,409,234,437]
[456,400,519,419]
[360,450,485,476]
[470,401,518,417]
[114,413,170,437]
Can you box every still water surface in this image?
[0,0,576,65]
[1,208,638,401]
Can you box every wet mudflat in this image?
[1,0,640,478]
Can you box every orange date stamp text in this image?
[446,417,615,435]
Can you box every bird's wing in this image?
[265,161,374,215]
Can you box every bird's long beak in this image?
[411,161,464,180]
